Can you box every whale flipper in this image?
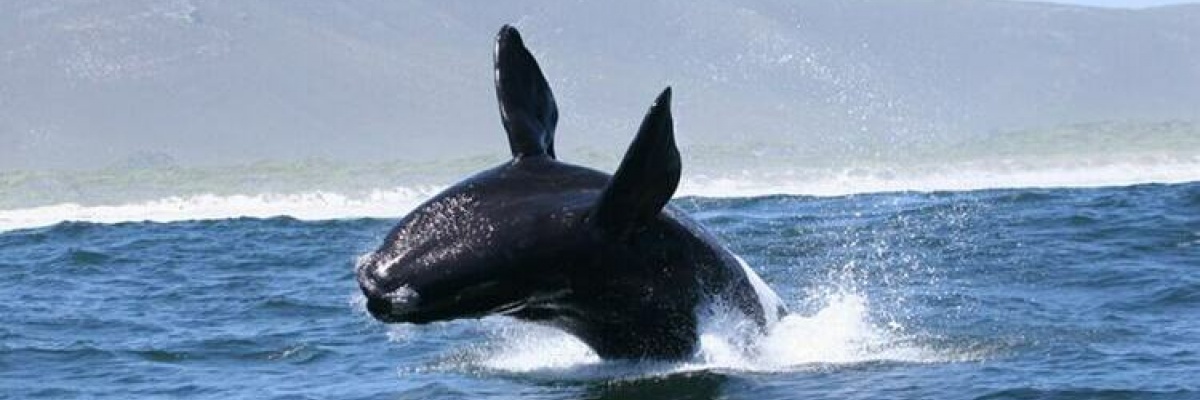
[592,87,680,237]
[495,25,558,159]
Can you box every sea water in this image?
[2,179,1197,399]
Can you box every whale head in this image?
[355,185,584,324]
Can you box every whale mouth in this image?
[363,279,534,324]
[364,285,421,321]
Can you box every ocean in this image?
[1,166,1197,398]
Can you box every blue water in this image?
[2,182,1198,399]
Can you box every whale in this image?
[356,25,786,359]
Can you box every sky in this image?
[1034,0,1198,7]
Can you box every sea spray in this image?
[426,287,962,381]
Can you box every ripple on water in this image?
[3,183,1199,398]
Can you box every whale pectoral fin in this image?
[494,25,558,159]
[591,87,680,237]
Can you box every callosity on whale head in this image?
[357,25,786,359]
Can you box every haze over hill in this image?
[1,0,1197,171]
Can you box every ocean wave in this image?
[0,187,442,232]
[677,158,1200,198]
[1,159,1198,232]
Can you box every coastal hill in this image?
[1,0,1196,170]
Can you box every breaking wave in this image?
[2,156,1197,232]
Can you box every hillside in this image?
[1,0,1197,170]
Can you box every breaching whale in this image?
[357,25,786,359]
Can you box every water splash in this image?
[436,289,975,381]
[708,293,942,370]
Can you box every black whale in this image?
[357,25,785,359]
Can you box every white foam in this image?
[748,294,939,368]
[474,322,602,373]
[451,290,974,381]
[0,186,442,232]
[677,158,1200,198]
[1,158,1198,232]
[699,292,961,371]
